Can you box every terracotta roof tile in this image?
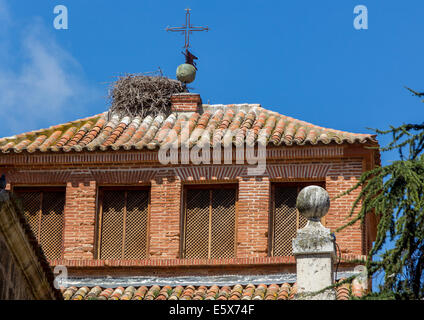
[99,287,114,300]
[86,286,102,300]
[0,105,377,154]
[277,283,291,300]
[351,278,366,298]
[133,286,148,300]
[61,281,366,300]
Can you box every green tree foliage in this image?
[337,88,424,299]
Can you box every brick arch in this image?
[266,163,332,179]
[174,165,246,182]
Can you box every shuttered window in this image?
[97,188,149,259]
[271,184,324,256]
[14,188,65,260]
[182,186,237,259]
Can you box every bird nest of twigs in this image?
[108,71,187,119]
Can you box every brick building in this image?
[0,93,379,300]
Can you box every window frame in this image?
[180,184,238,259]
[269,181,326,257]
[95,186,151,260]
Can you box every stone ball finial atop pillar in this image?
[293,185,336,300]
[296,185,330,221]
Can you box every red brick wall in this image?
[325,159,364,255]
[237,176,270,258]
[148,170,181,259]
[171,93,202,112]
[4,155,370,266]
[63,177,97,260]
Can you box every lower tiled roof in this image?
[0,104,377,154]
[62,280,365,300]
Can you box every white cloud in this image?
[0,1,101,137]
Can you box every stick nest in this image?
[108,72,187,119]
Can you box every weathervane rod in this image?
[166,8,209,84]
[166,8,209,49]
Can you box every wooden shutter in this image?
[183,186,237,259]
[271,186,308,256]
[99,189,149,259]
[99,190,125,259]
[210,188,236,258]
[15,189,65,260]
[124,190,149,259]
[184,189,210,259]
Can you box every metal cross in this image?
[166,8,209,49]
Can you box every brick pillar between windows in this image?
[149,171,181,259]
[63,179,97,260]
[237,177,270,258]
[325,160,363,256]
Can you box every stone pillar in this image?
[292,185,336,300]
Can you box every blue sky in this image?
[1,0,423,150]
[1,0,422,290]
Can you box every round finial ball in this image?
[296,185,330,221]
[176,63,196,84]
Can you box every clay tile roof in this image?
[0,105,377,154]
[61,280,366,300]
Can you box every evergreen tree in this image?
[337,88,424,299]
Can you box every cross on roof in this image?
[166,8,209,49]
